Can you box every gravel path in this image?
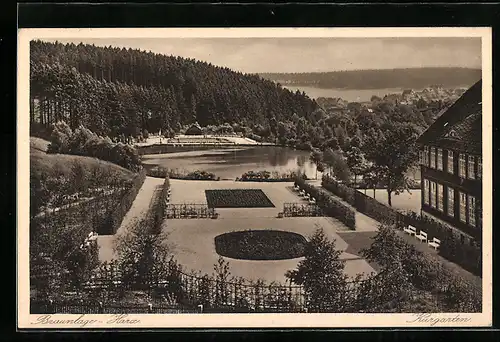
[97,176,164,262]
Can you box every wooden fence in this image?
[166,203,217,219]
[283,203,323,217]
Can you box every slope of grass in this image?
[30,137,135,181]
[30,137,50,153]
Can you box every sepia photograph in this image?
[17,27,492,328]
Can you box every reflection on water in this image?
[142,146,318,180]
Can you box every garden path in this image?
[97,176,164,262]
[306,180,379,232]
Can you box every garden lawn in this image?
[161,179,376,284]
[356,188,422,213]
[30,137,135,182]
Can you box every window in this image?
[437,183,444,211]
[430,181,436,208]
[468,195,476,227]
[437,149,443,171]
[430,147,436,168]
[447,150,454,174]
[459,153,466,178]
[447,186,455,217]
[424,146,429,166]
[468,155,475,179]
[423,179,429,205]
[459,191,467,222]
[478,157,482,180]
[419,150,424,164]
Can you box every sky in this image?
[43,37,482,74]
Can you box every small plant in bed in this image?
[205,189,275,208]
[237,170,301,182]
[215,230,307,260]
[146,166,218,180]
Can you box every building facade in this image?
[417,80,482,243]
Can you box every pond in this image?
[141,146,319,180]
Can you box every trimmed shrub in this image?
[149,175,170,235]
[322,175,356,206]
[104,169,146,235]
[295,177,356,230]
[215,230,307,260]
[146,166,218,181]
[238,170,302,182]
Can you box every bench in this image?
[403,225,416,236]
[415,231,428,243]
[428,237,441,250]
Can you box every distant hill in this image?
[259,68,481,90]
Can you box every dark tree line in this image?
[260,67,481,90]
[30,40,317,140]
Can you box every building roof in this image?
[416,79,482,155]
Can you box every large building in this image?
[417,80,482,243]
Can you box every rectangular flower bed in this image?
[205,189,275,208]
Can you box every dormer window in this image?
[446,129,457,138]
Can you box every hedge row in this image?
[146,166,219,181]
[237,170,306,182]
[149,175,170,234]
[322,178,356,206]
[322,175,481,276]
[106,169,147,235]
[294,177,356,230]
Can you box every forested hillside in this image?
[260,68,481,90]
[30,40,457,155]
[30,40,317,139]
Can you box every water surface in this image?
[142,146,319,180]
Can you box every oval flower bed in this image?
[214,230,307,260]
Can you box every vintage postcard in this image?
[18,27,492,328]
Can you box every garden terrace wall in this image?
[322,176,481,276]
[294,177,356,230]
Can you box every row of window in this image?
[423,179,478,228]
[420,146,482,180]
